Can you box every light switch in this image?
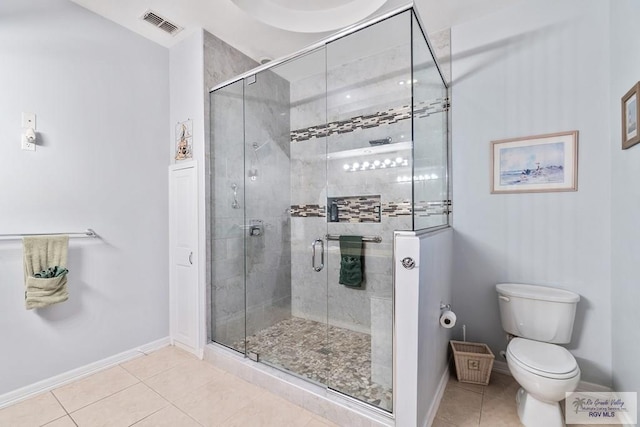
[22,112,36,129]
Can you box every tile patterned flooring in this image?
[434,371,523,427]
[0,346,338,427]
[1,346,614,427]
[238,317,393,412]
[435,372,617,427]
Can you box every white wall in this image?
[395,229,453,427]
[0,0,169,396]
[451,0,612,385]
[417,229,453,427]
[609,0,640,413]
[169,30,207,351]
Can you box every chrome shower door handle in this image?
[311,239,324,272]
[189,251,193,265]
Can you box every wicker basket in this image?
[450,340,495,385]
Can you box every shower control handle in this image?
[312,239,324,272]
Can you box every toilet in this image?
[496,283,581,427]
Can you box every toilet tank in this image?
[496,283,580,344]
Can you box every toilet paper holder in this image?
[440,302,452,310]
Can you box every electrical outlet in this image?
[21,134,35,151]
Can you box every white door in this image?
[169,162,198,351]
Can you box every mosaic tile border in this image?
[290,204,326,217]
[290,99,448,143]
[290,200,450,219]
[328,195,381,223]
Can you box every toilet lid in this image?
[508,338,579,379]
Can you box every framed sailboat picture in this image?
[491,131,578,194]
[622,82,640,150]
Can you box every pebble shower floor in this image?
[235,317,393,411]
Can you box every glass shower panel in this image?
[243,49,330,385]
[411,13,449,230]
[210,80,246,352]
[324,10,412,412]
[209,6,451,415]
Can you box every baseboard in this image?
[173,340,204,359]
[492,360,511,376]
[492,360,612,393]
[0,336,170,410]
[424,362,450,427]
[575,381,612,393]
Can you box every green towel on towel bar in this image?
[339,235,363,288]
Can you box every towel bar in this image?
[0,229,98,240]
[325,234,382,243]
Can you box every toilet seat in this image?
[508,338,579,380]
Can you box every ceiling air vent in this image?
[141,10,182,36]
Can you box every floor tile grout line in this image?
[478,389,486,426]
[48,391,79,427]
[118,348,196,381]
[51,365,141,411]
[137,357,204,384]
[126,401,204,427]
[127,405,166,426]
[136,378,210,427]
[62,381,142,416]
[168,402,206,427]
[138,374,209,424]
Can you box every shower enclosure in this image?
[209,6,448,414]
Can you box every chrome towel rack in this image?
[0,229,98,240]
[325,234,382,243]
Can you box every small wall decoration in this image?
[491,131,578,194]
[175,119,193,161]
[622,82,640,150]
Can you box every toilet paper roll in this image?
[440,310,456,328]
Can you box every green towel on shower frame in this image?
[339,235,363,288]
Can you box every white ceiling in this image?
[68,0,520,62]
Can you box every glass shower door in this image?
[323,11,412,413]
[242,48,331,386]
[210,80,247,353]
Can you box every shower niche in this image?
[326,195,381,223]
[210,7,448,414]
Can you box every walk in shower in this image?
[209,7,448,414]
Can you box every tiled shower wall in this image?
[205,30,259,345]
[244,72,292,338]
[211,69,291,346]
[288,14,449,388]
[289,21,412,337]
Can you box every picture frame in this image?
[491,131,578,194]
[175,119,193,161]
[621,82,640,150]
